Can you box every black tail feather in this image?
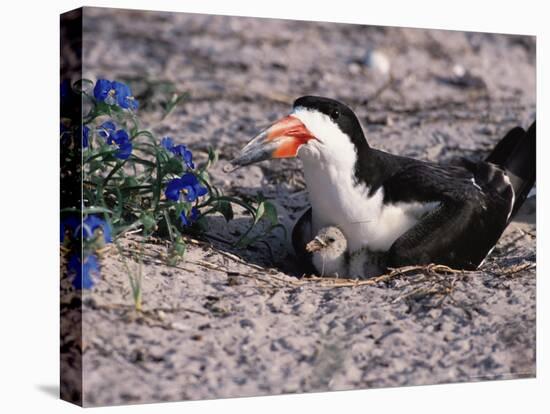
[487,121,536,218]
[486,126,526,165]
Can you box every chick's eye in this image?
[330,109,340,121]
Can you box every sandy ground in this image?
[67,7,535,406]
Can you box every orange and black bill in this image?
[231,115,316,167]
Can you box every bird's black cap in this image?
[293,96,368,149]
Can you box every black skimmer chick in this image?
[231,96,535,272]
[305,226,348,277]
[306,226,386,278]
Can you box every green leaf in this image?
[133,130,157,145]
[254,201,265,225]
[87,160,105,175]
[262,201,278,226]
[174,202,188,219]
[162,92,189,120]
[80,206,115,215]
[152,150,163,211]
[129,156,156,168]
[167,237,187,266]
[94,101,120,117]
[204,147,218,170]
[198,170,210,183]
[173,238,186,256]
[140,212,157,233]
[162,209,175,242]
[208,147,218,163]
[165,157,184,175]
[216,200,233,222]
[123,176,140,188]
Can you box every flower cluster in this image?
[96,120,133,159]
[61,79,139,291]
[160,135,206,226]
[61,78,210,293]
[94,79,139,110]
[61,78,138,154]
[165,173,207,203]
[82,214,113,244]
[161,137,195,169]
[61,78,278,303]
[61,215,112,289]
[165,173,207,226]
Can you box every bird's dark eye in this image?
[330,109,340,121]
[328,237,336,243]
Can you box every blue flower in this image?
[93,79,138,110]
[113,81,139,110]
[115,139,133,160]
[161,137,174,151]
[69,254,101,290]
[97,121,116,138]
[180,207,200,226]
[173,144,195,169]
[165,173,208,202]
[109,129,133,160]
[93,79,112,102]
[60,216,80,243]
[161,136,195,169]
[82,215,112,243]
[82,125,90,148]
[99,123,132,160]
[189,207,200,221]
[96,121,132,158]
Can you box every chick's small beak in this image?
[306,237,327,253]
[230,115,315,167]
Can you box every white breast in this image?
[293,108,438,253]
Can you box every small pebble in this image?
[453,63,466,77]
[364,49,391,76]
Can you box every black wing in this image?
[384,161,514,269]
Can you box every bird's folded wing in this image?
[383,163,509,269]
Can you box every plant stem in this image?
[103,159,127,188]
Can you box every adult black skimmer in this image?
[231,96,536,272]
